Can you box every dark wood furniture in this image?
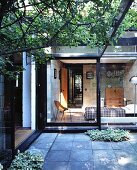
[105,87,124,107]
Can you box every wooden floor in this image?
[52,108,95,123]
[56,112,87,123]
[15,128,33,148]
[51,109,137,129]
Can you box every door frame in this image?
[45,57,101,128]
[67,64,83,108]
[60,67,68,108]
[36,64,47,130]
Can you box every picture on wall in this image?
[86,71,94,79]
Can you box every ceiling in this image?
[60,57,136,64]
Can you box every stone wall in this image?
[83,64,97,108]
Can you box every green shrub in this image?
[8,150,44,170]
[0,163,3,170]
[85,128,130,142]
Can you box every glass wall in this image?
[14,54,35,148]
[100,57,137,128]
[0,75,12,167]
[47,59,97,124]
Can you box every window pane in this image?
[47,59,97,124]
[100,56,137,128]
[0,76,12,167]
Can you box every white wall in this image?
[47,60,62,122]
[47,62,52,122]
[123,60,137,103]
[23,52,31,127]
[23,52,36,129]
[31,60,36,130]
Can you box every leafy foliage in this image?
[0,0,137,75]
[8,150,44,170]
[0,1,124,51]
[85,128,130,142]
[0,56,24,79]
[1,0,136,54]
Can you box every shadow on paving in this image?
[28,133,137,170]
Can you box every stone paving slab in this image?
[51,141,73,150]
[46,150,71,162]
[38,133,58,139]
[55,134,75,142]
[92,141,112,150]
[67,161,94,170]
[94,159,121,170]
[43,161,68,170]
[130,141,137,151]
[69,149,93,162]
[28,132,137,170]
[111,141,134,150]
[74,134,90,141]
[93,150,116,160]
[72,141,92,150]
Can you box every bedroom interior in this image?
[85,60,137,124]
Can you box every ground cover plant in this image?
[85,128,130,142]
[8,150,44,170]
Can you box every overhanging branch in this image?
[100,0,134,57]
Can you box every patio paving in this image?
[28,132,137,170]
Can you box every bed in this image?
[84,104,137,121]
[84,107,125,120]
[121,104,137,114]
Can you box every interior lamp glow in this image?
[129,76,137,116]
[129,76,137,84]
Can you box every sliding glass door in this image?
[46,59,99,125]
[0,76,13,167]
[100,56,137,129]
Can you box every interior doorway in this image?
[46,59,99,125]
[68,65,83,108]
